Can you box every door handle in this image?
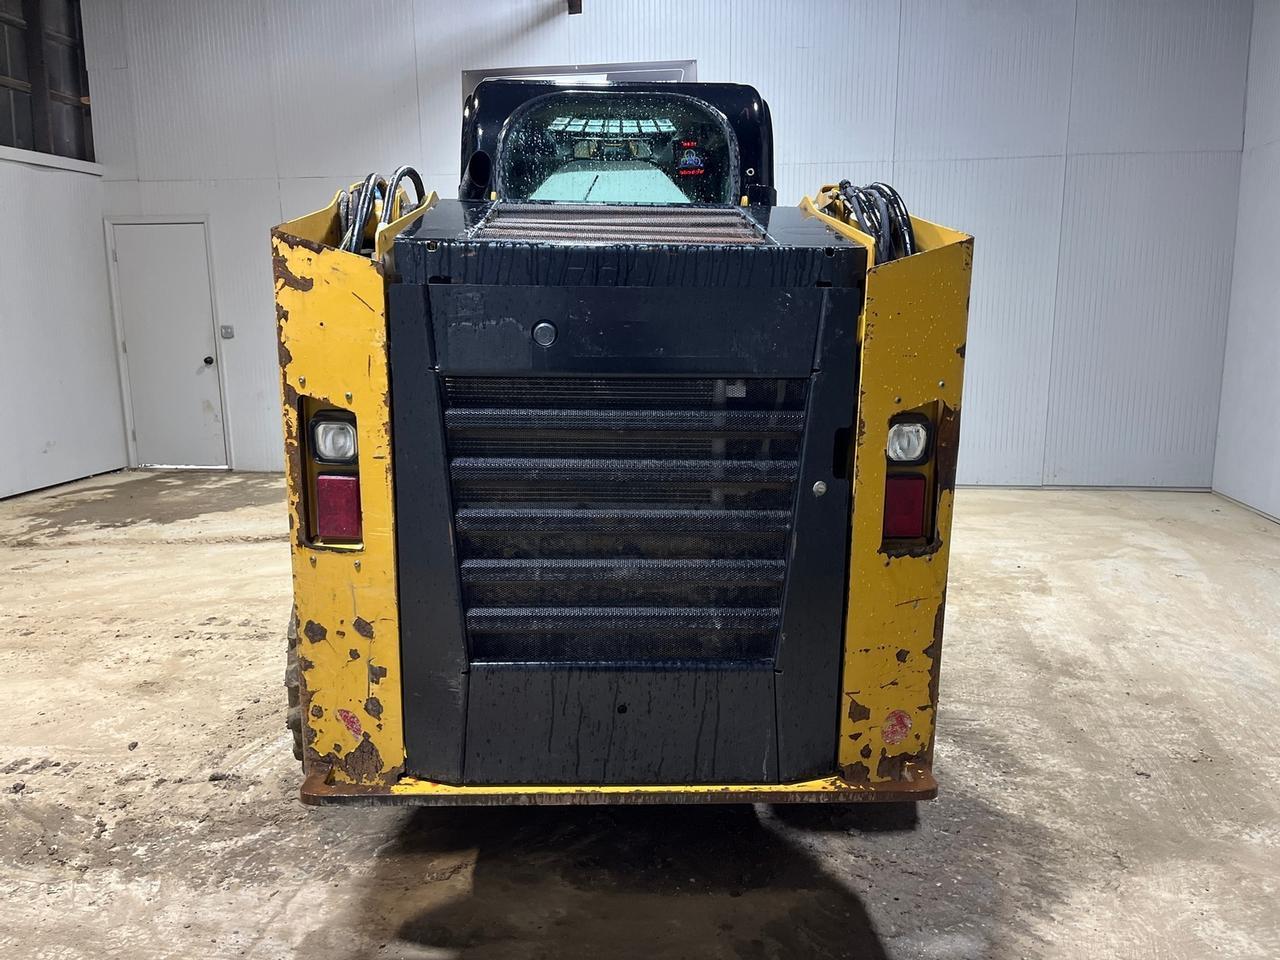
[203,355,215,366]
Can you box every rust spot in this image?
[847,697,871,724]
[334,733,384,783]
[876,750,923,782]
[921,589,947,761]
[274,229,328,257]
[842,762,870,783]
[368,662,387,685]
[303,620,326,644]
[272,247,314,292]
[275,306,293,364]
[859,744,872,760]
[353,617,375,639]
[882,536,942,560]
[310,705,324,719]
[934,403,961,495]
[895,648,909,663]
[298,656,315,672]
[336,708,362,738]
[348,648,360,660]
[956,342,966,359]
[364,696,383,720]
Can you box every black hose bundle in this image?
[338,166,428,255]
[836,180,916,263]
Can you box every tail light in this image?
[883,474,927,538]
[307,410,361,544]
[883,412,934,542]
[314,474,362,540]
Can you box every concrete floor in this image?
[2,471,1278,960]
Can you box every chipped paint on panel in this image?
[272,209,404,785]
[804,198,972,784]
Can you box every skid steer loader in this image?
[272,80,972,805]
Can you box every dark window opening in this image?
[497,91,738,205]
[0,0,93,161]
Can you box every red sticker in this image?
[882,709,912,746]
[336,708,362,738]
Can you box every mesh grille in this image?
[475,203,768,245]
[443,376,806,662]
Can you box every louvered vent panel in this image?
[442,376,806,662]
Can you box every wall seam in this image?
[1211,0,1260,492]
[1039,0,1080,485]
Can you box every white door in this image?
[112,222,227,466]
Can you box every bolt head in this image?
[532,321,557,347]
[812,480,828,497]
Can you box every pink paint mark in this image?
[336,709,362,738]
[882,709,912,746]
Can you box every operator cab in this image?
[460,79,777,206]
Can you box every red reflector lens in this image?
[883,474,927,539]
[315,474,361,541]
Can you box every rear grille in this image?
[474,203,768,245]
[442,376,807,662]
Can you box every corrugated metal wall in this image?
[1215,0,1280,518]
[81,0,1253,485]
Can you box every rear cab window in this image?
[497,91,740,205]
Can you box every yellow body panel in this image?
[273,222,406,784]
[801,194,973,782]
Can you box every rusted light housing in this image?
[314,474,362,541]
[883,474,927,539]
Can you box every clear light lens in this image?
[886,422,928,462]
[314,421,357,462]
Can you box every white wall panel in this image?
[895,0,1074,161]
[123,0,276,181]
[71,0,1257,488]
[1214,0,1280,518]
[773,161,893,207]
[1245,0,1280,151]
[1068,0,1251,155]
[199,180,284,472]
[895,157,1066,485]
[1214,141,1280,517]
[80,0,128,71]
[0,163,126,497]
[731,0,898,165]
[279,176,362,221]
[81,0,138,181]
[266,0,420,179]
[1045,151,1239,486]
[569,0,730,80]
[413,0,572,179]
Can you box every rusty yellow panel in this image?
[842,231,972,782]
[801,195,972,783]
[272,221,404,785]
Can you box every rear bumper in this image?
[300,764,937,807]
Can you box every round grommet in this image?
[532,321,557,347]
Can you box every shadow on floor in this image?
[354,804,892,960]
